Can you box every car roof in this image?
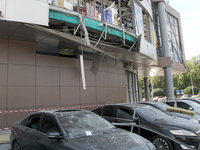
[104,103,146,108]
[28,109,91,117]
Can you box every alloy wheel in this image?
[12,141,21,150]
[152,137,170,150]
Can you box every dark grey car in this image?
[10,109,155,150]
[92,103,200,150]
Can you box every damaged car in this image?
[10,109,155,150]
[138,102,200,124]
[92,103,200,150]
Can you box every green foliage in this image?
[142,54,200,92]
[184,86,199,95]
[141,89,145,97]
[151,76,165,90]
[174,87,178,96]
[139,79,144,89]
[151,88,165,97]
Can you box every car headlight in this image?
[170,130,197,136]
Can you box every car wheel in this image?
[151,135,173,150]
[12,141,21,150]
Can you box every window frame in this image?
[116,106,134,121]
[25,114,43,131]
[39,115,61,135]
[177,102,194,110]
[102,106,117,118]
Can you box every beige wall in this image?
[0,39,127,127]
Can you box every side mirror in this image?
[48,132,63,139]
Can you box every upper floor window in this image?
[166,13,183,63]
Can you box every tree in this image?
[151,88,165,97]
[184,86,199,95]
[139,55,200,96]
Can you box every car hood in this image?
[152,116,200,133]
[166,111,200,122]
[72,129,154,150]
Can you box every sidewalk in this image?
[0,130,11,150]
[0,130,10,143]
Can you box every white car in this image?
[180,94,191,99]
[192,95,200,100]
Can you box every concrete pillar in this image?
[144,77,150,101]
[157,2,174,100]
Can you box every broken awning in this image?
[25,24,119,60]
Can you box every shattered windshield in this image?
[137,105,171,122]
[58,111,115,138]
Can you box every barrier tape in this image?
[0,127,12,131]
[0,104,103,114]
[0,104,103,131]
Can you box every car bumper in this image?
[175,135,200,149]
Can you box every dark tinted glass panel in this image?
[26,115,41,130]
[166,102,175,107]
[40,116,60,134]
[177,102,193,110]
[103,106,115,117]
[116,108,133,120]
[92,107,102,115]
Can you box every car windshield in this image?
[58,111,115,138]
[136,105,171,122]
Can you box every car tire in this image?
[151,135,173,150]
[12,141,21,150]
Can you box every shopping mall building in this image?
[0,0,186,127]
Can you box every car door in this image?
[115,106,135,131]
[36,115,68,150]
[20,115,42,150]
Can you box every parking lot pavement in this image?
[0,143,11,150]
[0,130,11,150]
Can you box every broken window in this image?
[26,115,41,130]
[49,0,138,33]
[40,116,60,134]
[116,107,133,120]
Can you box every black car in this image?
[10,109,155,150]
[165,100,200,115]
[139,102,200,123]
[92,103,200,150]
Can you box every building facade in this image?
[0,0,186,127]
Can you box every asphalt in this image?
[0,130,11,150]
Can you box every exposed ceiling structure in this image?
[0,19,170,78]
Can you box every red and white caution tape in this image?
[0,104,103,131]
[0,104,103,114]
[0,105,103,131]
[0,127,12,131]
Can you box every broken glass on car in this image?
[58,111,115,138]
